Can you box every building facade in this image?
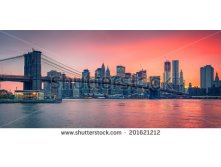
[116,65,126,77]
[164,61,171,83]
[200,65,214,90]
[172,60,179,91]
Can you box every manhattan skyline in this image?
[0,30,221,91]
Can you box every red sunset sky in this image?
[0,30,221,92]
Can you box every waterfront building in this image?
[149,76,161,98]
[62,74,73,98]
[188,87,207,96]
[213,72,221,87]
[179,70,185,93]
[15,90,44,100]
[0,89,14,99]
[72,82,80,98]
[172,60,179,91]
[123,73,132,97]
[208,87,221,96]
[44,70,63,98]
[200,65,214,91]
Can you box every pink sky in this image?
[0,30,221,92]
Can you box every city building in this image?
[15,90,44,100]
[179,70,185,93]
[116,65,126,77]
[106,66,110,78]
[44,70,63,98]
[0,89,14,99]
[208,87,221,96]
[82,69,90,80]
[101,63,105,79]
[188,87,207,96]
[95,68,102,79]
[164,61,171,83]
[81,69,90,96]
[62,74,73,98]
[136,70,147,86]
[149,76,161,99]
[72,82,80,98]
[172,60,179,91]
[200,65,214,91]
[213,72,221,87]
[208,72,221,96]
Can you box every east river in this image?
[0,99,221,128]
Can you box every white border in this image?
[1,0,221,167]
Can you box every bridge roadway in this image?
[0,74,187,95]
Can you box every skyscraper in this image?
[101,63,105,78]
[164,61,171,83]
[82,69,90,80]
[106,66,110,78]
[200,65,214,90]
[213,72,221,88]
[95,68,102,79]
[136,70,147,85]
[116,65,126,77]
[179,70,185,92]
[81,69,90,95]
[172,60,179,91]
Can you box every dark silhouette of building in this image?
[164,61,171,83]
[116,65,125,77]
[81,69,90,96]
[106,66,110,78]
[172,60,179,91]
[200,65,214,91]
[101,63,105,79]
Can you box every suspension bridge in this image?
[0,50,188,100]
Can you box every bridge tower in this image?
[23,51,42,90]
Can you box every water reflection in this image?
[0,99,221,128]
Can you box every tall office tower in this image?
[172,60,179,91]
[214,72,221,87]
[179,70,184,92]
[95,68,102,79]
[82,69,90,80]
[116,65,126,77]
[164,61,171,83]
[101,63,105,78]
[215,72,219,81]
[136,70,147,85]
[106,66,110,78]
[81,69,90,95]
[200,65,214,90]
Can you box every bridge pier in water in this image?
[23,51,42,90]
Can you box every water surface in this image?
[0,99,221,128]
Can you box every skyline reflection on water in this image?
[0,99,221,128]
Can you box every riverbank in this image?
[0,99,62,103]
